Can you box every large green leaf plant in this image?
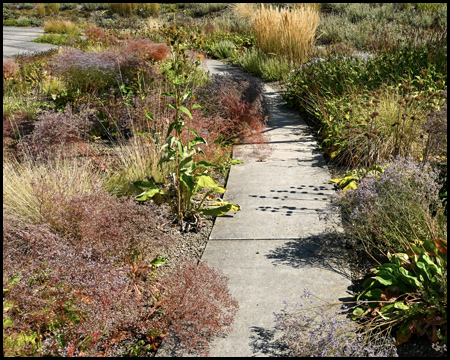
[352,238,447,347]
[129,43,240,229]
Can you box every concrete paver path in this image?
[157,60,352,357]
[3,26,58,57]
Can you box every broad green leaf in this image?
[394,301,410,310]
[213,186,226,193]
[136,187,164,201]
[343,181,357,193]
[398,267,421,290]
[178,155,194,172]
[165,103,176,110]
[196,161,217,169]
[162,92,175,97]
[351,307,368,320]
[189,136,207,148]
[150,257,168,267]
[180,173,195,193]
[196,175,218,189]
[198,202,240,216]
[129,181,144,195]
[192,104,203,110]
[178,106,193,119]
[145,112,155,121]
[374,272,396,286]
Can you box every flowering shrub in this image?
[83,27,118,46]
[51,47,119,94]
[330,156,447,255]
[274,289,398,356]
[17,108,93,160]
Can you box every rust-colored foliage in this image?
[3,57,20,79]
[153,259,239,356]
[122,39,170,62]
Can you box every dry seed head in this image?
[352,129,362,134]
[345,124,354,129]
[373,99,381,104]
[397,99,405,105]
[399,132,406,138]
[372,129,380,135]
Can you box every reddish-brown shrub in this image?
[3,57,20,79]
[3,213,142,357]
[84,27,118,46]
[154,259,239,356]
[122,39,170,62]
[30,178,174,263]
[17,108,93,160]
[193,73,270,160]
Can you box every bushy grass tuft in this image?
[252,3,319,65]
[43,19,79,35]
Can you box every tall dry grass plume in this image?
[252,3,319,65]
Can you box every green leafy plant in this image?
[130,44,240,226]
[352,238,447,346]
[330,164,384,193]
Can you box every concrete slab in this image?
[3,26,58,57]
[155,60,352,357]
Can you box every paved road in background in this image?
[3,26,58,57]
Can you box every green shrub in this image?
[211,40,235,59]
[18,3,34,10]
[238,47,295,82]
[44,2,59,15]
[32,33,80,46]
[3,19,18,26]
[108,3,140,17]
[16,17,31,26]
[415,3,446,13]
[59,3,77,11]
[353,238,447,347]
[81,3,100,11]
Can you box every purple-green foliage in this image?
[423,88,447,162]
[17,108,93,160]
[330,156,447,254]
[30,179,174,263]
[274,289,398,357]
[3,214,142,357]
[50,47,120,94]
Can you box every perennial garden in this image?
[3,3,447,357]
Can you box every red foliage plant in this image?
[16,108,93,161]
[122,39,170,62]
[3,57,19,79]
[84,27,118,45]
[153,259,239,356]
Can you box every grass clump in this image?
[43,20,80,35]
[252,3,319,65]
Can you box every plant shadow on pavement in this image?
[265,232,352,283]
[248,326,290,357]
